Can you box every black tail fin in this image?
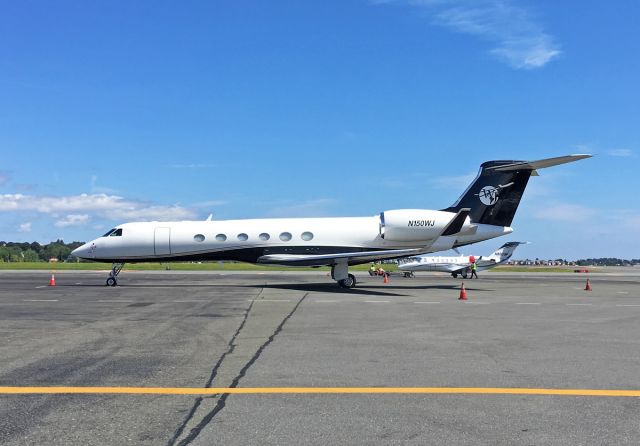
[442,160,533,227]
[442,155,591,227]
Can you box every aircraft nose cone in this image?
[72,243,91,259]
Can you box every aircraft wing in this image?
[257,208,471,267]
[440,263,472,273]
[257,247,425,267]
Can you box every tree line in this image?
[0,240,84,263]
[575,258,640,266]
[1,240,639,266]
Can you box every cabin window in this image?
[102,228,116,237]
[279,232,292,241]
[194,234,205,242]
[237,233,248,241]
[259,233,270,241]
[215,234,227,242]
[109,228,123,237]
[301,231,314,241]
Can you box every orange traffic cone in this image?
[459,282,467,300]
[49,273,56,287]
[383,273,389,284]
[585,278,592,291]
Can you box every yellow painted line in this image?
[1,387,640,397]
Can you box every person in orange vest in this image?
[470,260,478,279]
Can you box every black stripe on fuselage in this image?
[88,245,389,264]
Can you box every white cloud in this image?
[18,222,32,233]
[55,214,90,228]
[532,203,597,222]
[376,0,561,69]
[90,175,117,194]
[607,149,634,158]
[192,200,228,208]
[0,193,197,221]
[430,172,477,190]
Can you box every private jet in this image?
[398,241,527,278]
[72,154,590,288]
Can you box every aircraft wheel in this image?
[106,277,117,287]
[452,273,458,278]
[461,272,468,279]
[338,274,356,289]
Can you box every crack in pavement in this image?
[166,289,262,445]
[168,290,307,446]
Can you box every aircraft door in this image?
[154,227,171,256]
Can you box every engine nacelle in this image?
[379,209,456,242]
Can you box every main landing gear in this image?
[332,262,356,289]
[106,262,124,286]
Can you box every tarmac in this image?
[1,269,639,445]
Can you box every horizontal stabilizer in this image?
[486,154,592,172]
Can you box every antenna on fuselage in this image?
[206,214,213,221]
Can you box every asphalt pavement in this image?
[1,269,639,445]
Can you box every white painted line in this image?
[515,303,541,305]
[35,286,47,289]
[173,300,209,303]
[617,292,629,295]
[566,303,593,306]
[96,300,133,303]
[24,299,58,302]
[414,302,440,304]
[616,304,640,307]
[364,300,390,303]
[75,283,82,285]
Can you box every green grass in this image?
[0,261,399,272]
[0,262,595,273]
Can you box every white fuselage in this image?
[72,210,513,265]
[398,255,499,273]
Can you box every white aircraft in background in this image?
[398,241,527,278]
[72,154,590,288]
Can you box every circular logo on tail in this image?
[478,186,499,205]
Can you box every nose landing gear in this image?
[106,262,125,286]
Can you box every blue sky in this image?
[1,0,638,260]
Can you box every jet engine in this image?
[379,209,455,242]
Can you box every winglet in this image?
[419,208,471,253]
[441,208,470,236]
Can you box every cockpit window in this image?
[109,228,123,237]
[102,228,116,237]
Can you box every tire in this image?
[462,272,468,279]
[338,274,357,289]
[452,273,458,278]
[106,277,117,287]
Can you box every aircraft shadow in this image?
[241,282,493,295]
[66,281,493,294]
